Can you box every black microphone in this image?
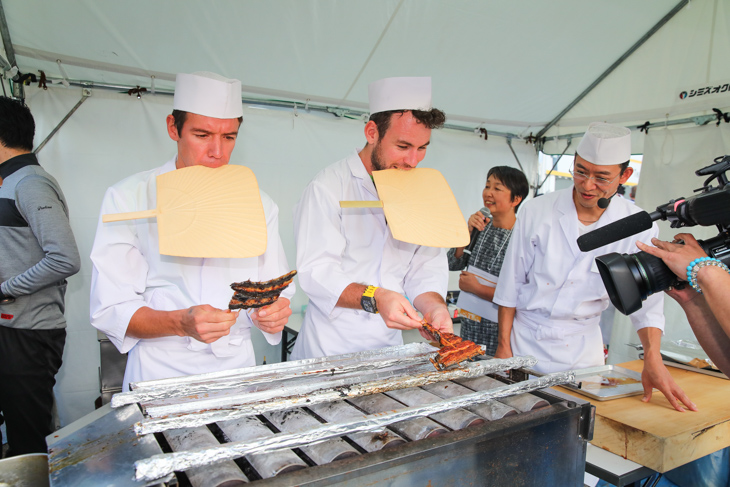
[577,211,654,252]
[464,207,491,256]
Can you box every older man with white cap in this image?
[493,122,696,412]
[291,76,452,360]
[90,72,294,389]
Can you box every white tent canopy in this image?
[3,0,729,142]
[1,1,730,425]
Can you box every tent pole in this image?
[505,137,526,174]
[0,0,17,97]
[34,75,525,140]
[534,139,572,196]
[545,113,719,147]
[535,0,688,139]
[0,0,15,67]
[338,0,405,105]
[33,91,90,155]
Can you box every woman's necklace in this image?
[472,220,514,270]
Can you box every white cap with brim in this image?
[576,122,632,166]
[173,72,243,119]
[368,77,432,115]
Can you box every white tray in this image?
[556,365,644,401]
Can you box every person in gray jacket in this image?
[0,97,80,456]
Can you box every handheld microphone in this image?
[577,211,654,252]
[464,207,491,256]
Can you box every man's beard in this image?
[371,141,388,171]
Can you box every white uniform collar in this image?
[348,148,369,179]
[557,187,629,258]
[161,156,179,175]
[347,149,378,197]
[557,188,581,258]
[555,187,578,216]
[558,186,624,224]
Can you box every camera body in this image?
[588,155,730,315]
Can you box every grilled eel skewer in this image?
[228,270,297,310]
[421,320,485,370]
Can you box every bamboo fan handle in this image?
[103,209,158,223]
[340,201,384,208]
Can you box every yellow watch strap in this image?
[363,285,378,298]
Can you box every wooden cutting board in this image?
[103,164,267,258]
[340,168,470,248]
[556,360,730,472]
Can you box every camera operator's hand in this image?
[636,233,707,281]
[665,285,700,306]
[638,235,730,379]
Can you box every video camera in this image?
[577,155,730,315]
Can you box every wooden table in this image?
[557,360,730,473]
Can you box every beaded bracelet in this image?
[686,257,730,293]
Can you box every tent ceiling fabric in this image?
[554,0,730,136]
[4,0,729,137]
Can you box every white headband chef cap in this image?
[576,122,632,166]
[368,77,432,115]
[173,71,243,119]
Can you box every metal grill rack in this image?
[48,343,593,487]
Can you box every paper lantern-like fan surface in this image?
[156,165,267,258]
[372,168,470,248]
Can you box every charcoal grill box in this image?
[47,380,594,486]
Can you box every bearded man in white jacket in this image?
[291,77,452,360]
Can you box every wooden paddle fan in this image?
[340,168,470,248]
[103,165,267,258]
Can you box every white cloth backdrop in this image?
[608,123,730,365]
[23,85,537,425]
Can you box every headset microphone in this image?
[597,192,616,209]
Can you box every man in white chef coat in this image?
[291,77,452,360]
[90,72,294,390]
[493,122,696,412]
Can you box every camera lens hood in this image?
[595,253,643,315]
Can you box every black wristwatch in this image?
[361,285,379,314]
[0,288,14,305]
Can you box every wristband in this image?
[686,257,730,293]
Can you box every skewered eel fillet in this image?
[421,321,485,370]
[228,270,297,310]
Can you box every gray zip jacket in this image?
[0,153,80,330]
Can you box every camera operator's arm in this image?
[637,233,730,336]
[637,327,698,412]
[637,233,730,375]
[665,286,730,377]
[694,266,730,337]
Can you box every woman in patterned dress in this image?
[447,166,529,355]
